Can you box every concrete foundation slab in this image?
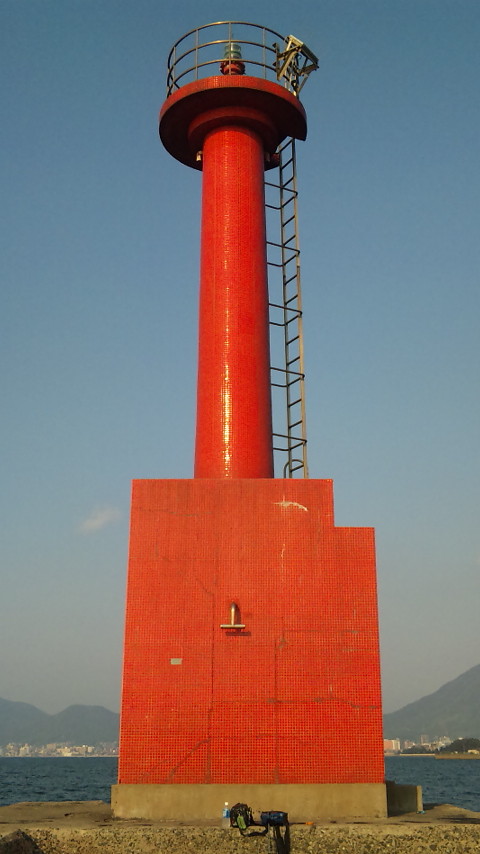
[111,782,388,821]
[386,780,423,815]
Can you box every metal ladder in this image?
[266,138,309,478]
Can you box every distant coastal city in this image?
[2,737,479,759]
[0,742,118,757]
[384,736,453,753]
[384,736,480,756]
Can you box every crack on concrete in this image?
[165,739,210,782]
[155,509,213,517]
[313,695,381,710]
[195,578,215,599]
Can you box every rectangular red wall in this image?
[118,478,384,784]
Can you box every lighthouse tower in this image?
[113,22,386,821]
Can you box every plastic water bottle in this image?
[221,802,230,828]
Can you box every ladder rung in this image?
[286,335,300,346]
[269,302,300,315]
[267,241,298,258]
[280,154,294,168]
[287,398,302,408]
[280,169,295,182]
[279,195,297,210]
[272,430,305,441]
[271,366,303,377]
[278,172,294,187]
[278,139,292,154]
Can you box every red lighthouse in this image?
[113,22,386,821]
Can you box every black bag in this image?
[229,802,255,833]
[260,811,288,826]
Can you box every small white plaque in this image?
[170,658,182,665]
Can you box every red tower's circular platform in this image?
[159,75,307,170]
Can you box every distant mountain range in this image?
[0,698,119,745]
[2,664,479,746]
[383,664,480,741]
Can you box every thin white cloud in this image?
[78,505,122,534]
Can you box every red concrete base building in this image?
[113,23,386,820]
[118,477,383,786]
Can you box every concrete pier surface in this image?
[1,801,480,853]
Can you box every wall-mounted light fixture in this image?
[220,602,246,630]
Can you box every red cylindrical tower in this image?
[195,122,272,477]
[160,73,306,477]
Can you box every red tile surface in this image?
[118,478,384,784]
[195,124,273,478]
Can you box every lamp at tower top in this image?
[165,21,318,97]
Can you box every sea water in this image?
[0,755,478,812]
[385,755,480,812]
[0,757,117,806]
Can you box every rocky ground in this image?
[1,802,480,853]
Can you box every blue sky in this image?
[1,0,479,717]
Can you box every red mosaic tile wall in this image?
[195,123,273,479]
[118,478,384,784]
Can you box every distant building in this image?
[384,738,401,753]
